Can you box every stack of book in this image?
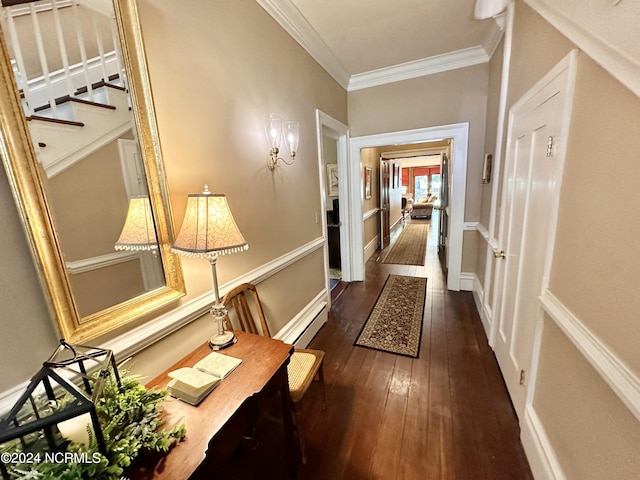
[167,351,242,405]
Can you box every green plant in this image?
[1,372,185,479]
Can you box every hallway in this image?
[299,216,533,479]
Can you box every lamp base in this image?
[208,331,236,350]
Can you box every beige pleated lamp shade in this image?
[172,188,248,258]
[115,196,158,251]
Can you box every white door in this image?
[493,52,577,419]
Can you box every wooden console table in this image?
[126,331,296,479]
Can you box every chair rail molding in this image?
[540,289,640,423]
[0,236,328,414]
[363,207,378,221]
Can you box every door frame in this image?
[350,123,469,290]
[316,110,350,293]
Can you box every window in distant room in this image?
[430,174,441,196]
[415,175,429,201]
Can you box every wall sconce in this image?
[263,113,299,170]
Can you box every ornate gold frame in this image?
[0,0,185,343]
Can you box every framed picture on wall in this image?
[327,164,339,196]
[364,166,372,199]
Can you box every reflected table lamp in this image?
[172,185,248,349]
[114,195,158,252]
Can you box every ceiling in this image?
[258,0,505,91]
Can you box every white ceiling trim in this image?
[256,0,351,88]
[484,14,506,58]
[524,0,640,99]
[257,0,504,92]
[347,46,490,92]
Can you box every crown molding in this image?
[524,0,640,99]
[348,46,490,92]
[257,0,505,92]
[485,14,506,58]
[255,0,350,89]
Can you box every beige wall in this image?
[361,148,380,254]
[535,318,640,479]
[322,135,338,213]
[485,1,640,475]
[348,64,489,271]
[475,39,504,296]
[0,168,59,390]
[43,139,130,260]
[550,53,640,374]
[0,0,347,392]
[125,0,347,376]
[479,40,503,230]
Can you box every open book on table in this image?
[167,351,242,405]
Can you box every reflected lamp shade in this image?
[172,191,248,258]
[115,196,158,251]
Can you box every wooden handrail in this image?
[26,115,84,127]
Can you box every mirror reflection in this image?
[0,0,175,324]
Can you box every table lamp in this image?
[172,185,248,349]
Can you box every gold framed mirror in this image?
[0,0,185,343]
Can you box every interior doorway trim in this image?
[315,110,351,296]
[350,123,469,290]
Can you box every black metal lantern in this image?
[0,340,121,478]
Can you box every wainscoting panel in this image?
[0,237,328,414]
[540,290,640,423]
[521,405,566,480]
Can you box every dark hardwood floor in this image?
[296,214,533,479]
[227,213,532,479]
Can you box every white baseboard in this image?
[468,272,493,341]
[521,405,566,479]
[364,234,379,262]
[459,272,476,291]
[273,290,327,347]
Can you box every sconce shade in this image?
[263,113,283,150]
[172,189,248,258]
[115,195,158,251]
[283,121,300,156]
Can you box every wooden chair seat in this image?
[222,282,327,463]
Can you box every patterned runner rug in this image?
[355,274,427,358]
[382,223,428,266]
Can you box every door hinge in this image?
[519,369,526,385]
[546,136,554,157]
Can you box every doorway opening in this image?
[350,123,469,290]
[315,110,350,305]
